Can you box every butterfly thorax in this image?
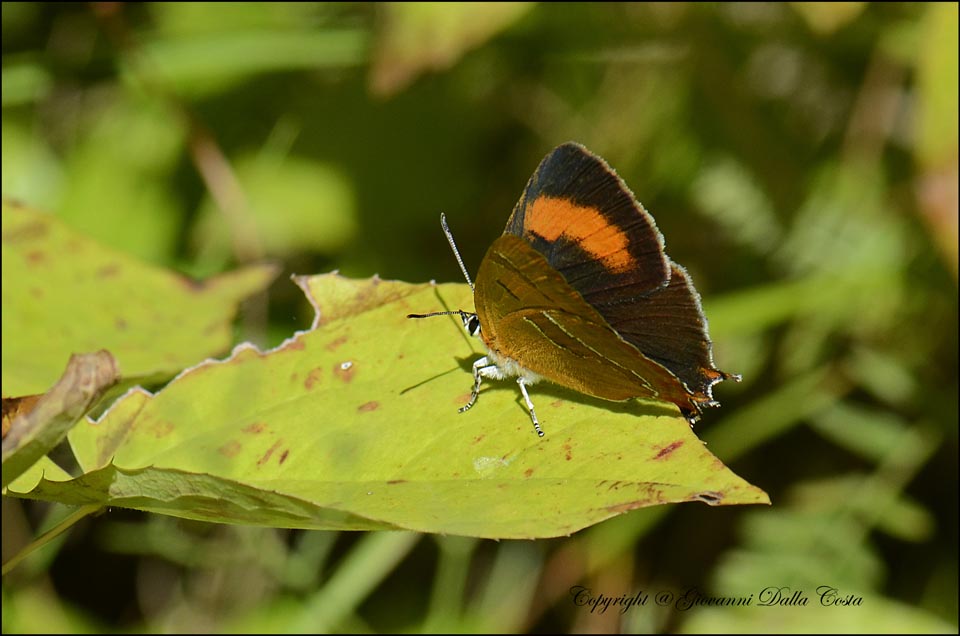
[460,310,545,385]
[479,346,545,386]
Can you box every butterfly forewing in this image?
[503,143,671,303]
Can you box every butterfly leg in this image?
[460,356,500,414]
[516,378,545,437]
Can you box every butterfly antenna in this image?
[407,309,470,320]
[441,213,474,291]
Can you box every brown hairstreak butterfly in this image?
[409,142,740,437]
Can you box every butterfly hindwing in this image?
[475,234,697,411]
[600,262,728,401]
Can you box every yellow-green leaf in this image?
[6,274,768,539]
[1,200,278,396]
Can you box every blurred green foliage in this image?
[2,2,956,633]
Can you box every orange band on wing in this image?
[526,195,635,273]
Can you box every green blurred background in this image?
[2,2,957,633]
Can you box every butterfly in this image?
[410,142,739,437]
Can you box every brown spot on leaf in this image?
[151,420,174,438]
[305,367,323,390]
[26,250,45,265]
[2,218,47,243]
[279,449,289,465]
[358,400,379,412]
[257,440,282,467]
[333,361,356,382]
[243,422,267,434]
[286,339,305,351]
[524,467,535,478]
[325,334,349,351]
[653,440,683,460]
[387,479,407,485]
[644,483,669,504]
[605,484,668,512]
[563,443,573,461]
[606,500,645,514]
[97,263,120,278]
[219,441,241,458]
[472,434,485,445]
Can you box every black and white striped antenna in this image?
[408,214,475,321]
[440,213,473,291]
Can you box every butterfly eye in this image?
[462,314,481,337]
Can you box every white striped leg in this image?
[517,377,544,437]
[460,356,496,414]
[459,357,545,438]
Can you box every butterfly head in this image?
[462,312,481,338]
